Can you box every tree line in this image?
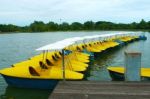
[0,19,150,32]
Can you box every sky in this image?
[0,0,150,26]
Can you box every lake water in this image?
[0,31,149,99]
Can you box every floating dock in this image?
[49,81,150,99]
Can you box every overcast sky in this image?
[0,0,149,26]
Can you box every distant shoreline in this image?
[0,30,149,34]
[0,19,150,33]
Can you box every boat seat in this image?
[46,59,54,66]
[52,55,58,61]
[55,53,61,59]
[76,46,81,51]
[59,52,62,56]
[39,61,48,69]
[29,66,40,76]
[82,45,85,49]
[89,44,92,47]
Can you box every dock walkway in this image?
[49,81,150,99]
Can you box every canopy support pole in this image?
[62,49,66,81]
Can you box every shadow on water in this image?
[0,86,52,99]
[87,47,121,81]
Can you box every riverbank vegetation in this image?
[0,19,150,32]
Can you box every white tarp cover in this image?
[36,39,74,51]
[36,33,137,51]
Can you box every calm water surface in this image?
[0,31,149,99]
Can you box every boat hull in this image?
[108,70,124,81]
[1,74,59,89]
[108,70,150,81]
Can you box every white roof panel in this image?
[36,39,75,51]
[36,33,135,51]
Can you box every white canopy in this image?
[64,37,84,42]
[36,39,75,51]
[36,32,137,51]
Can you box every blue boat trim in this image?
[139,35,147,40]
[1,74,59,90]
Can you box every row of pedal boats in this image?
[0,34,143,89]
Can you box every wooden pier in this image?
[49,81,150,99]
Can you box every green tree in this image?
[70,22,83,30]
[59,22,70,31]
[129,22,137,29]
[148,21,150,29]
[83,21,95,30]
[46,22,58,31]
[137,19,148,29]
[0,24,19,32]
[30,21,46,32]
[95,21,114,30]
[0,19,150,33]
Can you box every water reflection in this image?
[87,47,122,81]
[87,66,112,81]
[0,86,51,99]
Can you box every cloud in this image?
[0,0,149,25]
